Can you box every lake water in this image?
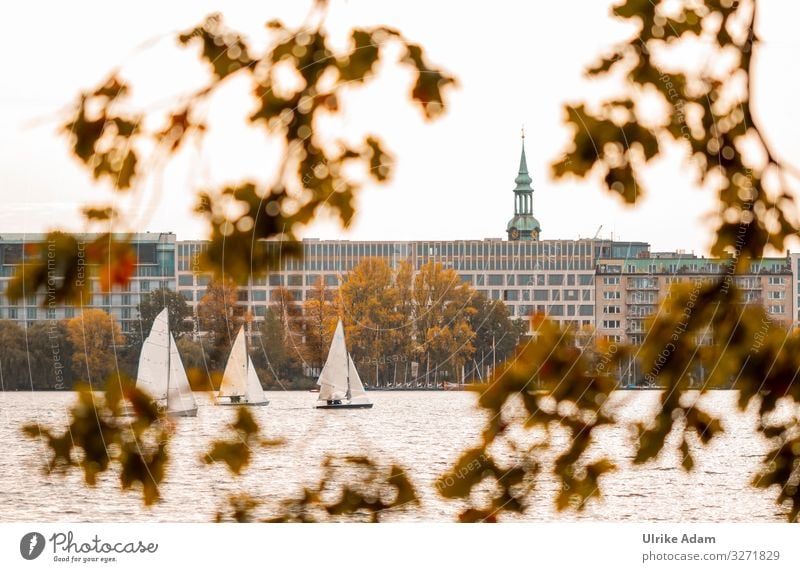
[0,390,790,522]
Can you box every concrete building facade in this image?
[176,237,648,334]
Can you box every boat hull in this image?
[217,401,270,406]
[315,402,373,409]
[167,407,198,418]
[117,404,198,417]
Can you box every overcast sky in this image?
[1,1,798,254]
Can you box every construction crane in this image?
[593,225,603,239]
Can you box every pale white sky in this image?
[1,1,799,254]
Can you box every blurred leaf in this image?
[21,378,171,506]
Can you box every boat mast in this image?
[243,330,249,401]
[346,351,352,400]
[165,313,171,405]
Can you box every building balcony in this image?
[626,298,657,305]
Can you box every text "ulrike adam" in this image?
[643,533,716,544]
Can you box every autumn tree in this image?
[133,288,193,342]
[466,292,525,381]
[302,280,340,371]
[24,321,75,389]
[197,279,242,370]
[267,286,307,372]
[252,307,303,385]
[339,258,409,385]
[412,261,476,384]
[0,321,31,390]
[176,337,207,371]
[66,309,125,387]
[175,336,214,390]
[394,260,416,324]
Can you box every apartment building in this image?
[595,254,794,345]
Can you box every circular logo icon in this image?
[20,532,46,560]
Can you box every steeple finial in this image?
[521,124,525,141]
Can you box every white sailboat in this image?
[217,327,269,406]
[134,308,198,417]
[315,319,372,409]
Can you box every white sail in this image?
[317,320,349,401]
[136,308,169,403]
[347,353,368,399]
[245,356,267,404]
[219,328,248,397]
[167,333,197,414]
[315,320,371,407]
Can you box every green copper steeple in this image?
[506,129,541,241]
[514,140,533,192]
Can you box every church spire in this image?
[506,129,541,241]
[514,134,533,192]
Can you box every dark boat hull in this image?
[118,404,198,417]
[315,403,373,409]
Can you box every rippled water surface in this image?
[0,390,789,522]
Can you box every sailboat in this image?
[315,319,372,409]
[217,327,269,406]
[134,308,198,417]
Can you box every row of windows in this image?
[459,273,594,287]
[1,241,165,267]
[0,306,137,320]
[628,278,658,289]
[423,258,596,271]
[629,292,657,303]
[736,277,763,289]
[514,304,594,317]
[293,256,601,272]
[177,243,207,272]
[177,272,598,289]
[265,274,340,287]
[501,289,592,302]
[600,262,787,275]
[299,240,604,259]
[303,242,407,259]
[179,286,597,309]
[0,281,174,304]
